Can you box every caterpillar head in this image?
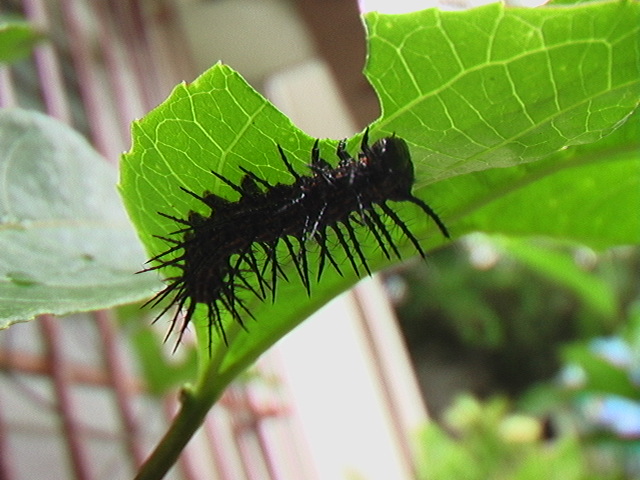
[368,136,415,199]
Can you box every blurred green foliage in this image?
[389,237,639,396]
[415,394,622,480]
[0,16,42,64]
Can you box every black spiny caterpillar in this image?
[143,131,450,350]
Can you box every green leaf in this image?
[0,17,43,64]
[130,328,198,396]
[416,423,477,480]
[365,1,640,247]
[498,237,617,318]
[365,1,640,178]
[0,109,157,329]
[117,302,199,395]
[452,110,640,247]
[563,343,639,398]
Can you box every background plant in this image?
[415,394,622,480]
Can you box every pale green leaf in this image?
[0,109,157,328]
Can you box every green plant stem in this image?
[133,386,218,480]
[134,321,245,480]
[133,368,223,479]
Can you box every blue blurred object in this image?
[562,335,640,478]
[580,394,640,438]
[591,337,634,369]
